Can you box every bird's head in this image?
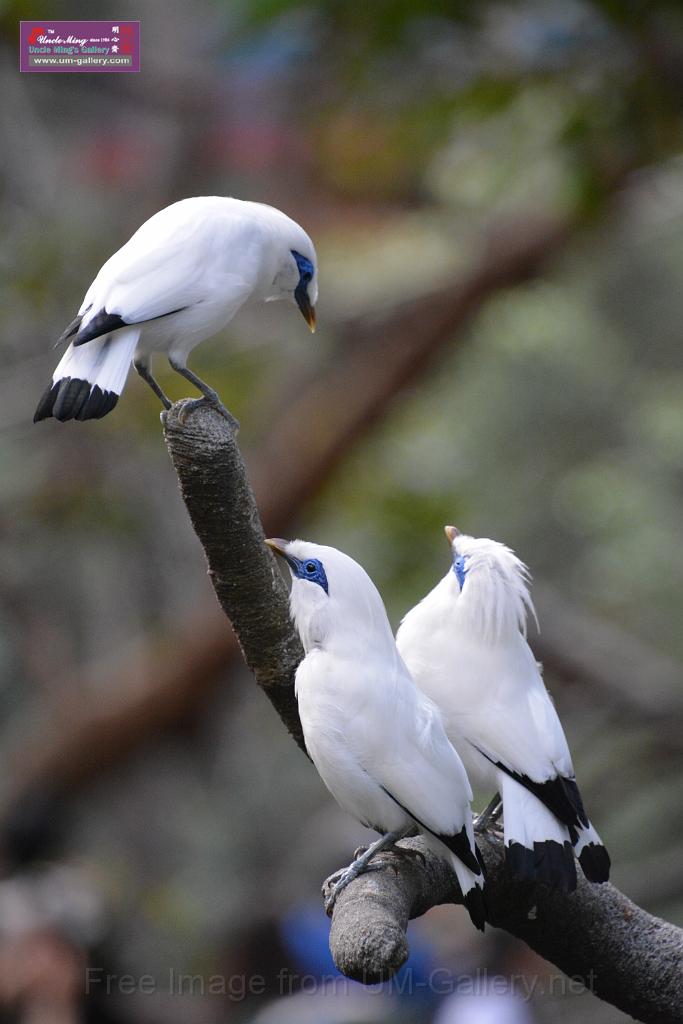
[266,226,318,331]
[265,537,393,654]
[289,248,318,332]
[442,525,537,639]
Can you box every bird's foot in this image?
[323,860,380,914]
[322,829,410,914]
[474,795,503,834]
[177,396,240,430]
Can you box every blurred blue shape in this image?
[280,900,452,1006]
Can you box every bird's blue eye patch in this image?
[453,554,468,590]
[291,250,314,286]
[287,555,329,594]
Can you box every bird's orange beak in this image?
[307,306,317,332]
[302,303,316,333]
[444,525,460,545]
[295,289,316,333]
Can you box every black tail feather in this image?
[33,377,119,423]
[33,381,60,422]
[463,884,487,932]
[579,843,611,883]
[53,377,91,419]
[76,385,118,420]
[507,840,577,891]
[506,841,536,883]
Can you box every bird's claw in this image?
[213,402,240,430]
[323,868,354,915]
[325,867,347,890]
[323,861,384,914]
[176,396,240,430]
[353,845,369,860]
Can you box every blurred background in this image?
[1,0,683,1021]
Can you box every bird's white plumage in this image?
[37,197,318,422]
[281,540,484,905]
[500,774,567,849]
[397,535,571,788]
[79,198,316,357]
[396,531,608,885]
[53,328,141,396]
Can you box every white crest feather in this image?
[452,534,538,642]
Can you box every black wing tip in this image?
[57,314,83,346]
[73,310,127,347]
[439,824,483,877]
[475,841,487,878]
[463,885,487,932]
[507,840,577,892]
[579,843,611,883]
[33,378,118,423]
[489,756,589,833]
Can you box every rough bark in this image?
[161,401,683,1024]
[161,405,306,751]
[325,833,683,1024]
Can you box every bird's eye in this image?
[305,561,317,574]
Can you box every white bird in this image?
[266,537,486,930]
[396,527,610,892]
[34,197,318,423]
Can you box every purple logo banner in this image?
[20,21,140,72]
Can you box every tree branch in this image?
[159,402,683,1024]
[4,211,579,812]
[161,405,306,751]
[324,833,683,1024]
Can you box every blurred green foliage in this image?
[2,2,683,1022]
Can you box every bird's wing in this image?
[406,623,588,834]
[402,622,575,784]
[457,642,574,782]
[461,661,591,833]
[79,201,253,325]
[360,673,474,840]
